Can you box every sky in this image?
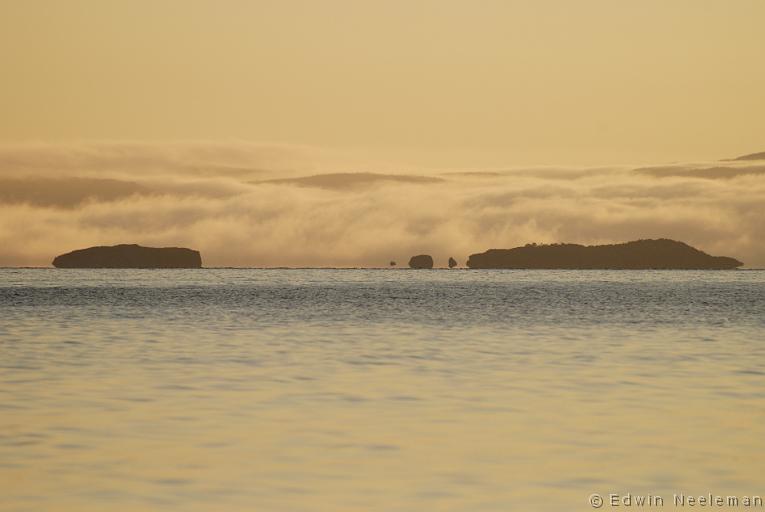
[2,0,764,165]
[0,1,763,266]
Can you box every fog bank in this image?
[1,142,763,268]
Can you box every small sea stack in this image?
[408,254,434,269]
[52,244,202,268]
[448,257,458,268]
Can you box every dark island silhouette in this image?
[466,239,743,270]
[409,254,434,269]
[448,257,458,268]
[53,244,202,268]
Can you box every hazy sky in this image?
[2,2,764,268]
[2,0,764,166]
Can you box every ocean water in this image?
[1,269,764,512]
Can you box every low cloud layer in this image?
[1,142,763,267]
[259,173,444,190]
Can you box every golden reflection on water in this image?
[2,270,765,511]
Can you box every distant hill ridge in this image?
[466,239,742,269]
[732,151,765,161]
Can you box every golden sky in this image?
[2,0,764,166]
[1,2,764,267]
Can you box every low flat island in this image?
[52,244,202,268]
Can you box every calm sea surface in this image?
[1,269,764,511]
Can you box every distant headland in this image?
[52,244,202,268]
[465,239,742,270]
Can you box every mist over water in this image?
[2,269,765,510]
[2,142,765,268]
